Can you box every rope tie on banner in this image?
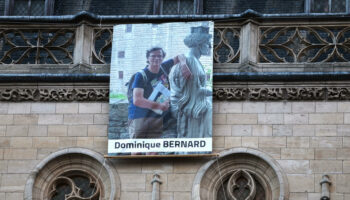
[215,155,228,200]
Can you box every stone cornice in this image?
[1,87,350,101]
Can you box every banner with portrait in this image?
[108,21,213,155]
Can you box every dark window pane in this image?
[31,0,45,16]
[332,0,346,12]
[163,0,194,14]
[311,0,329,12]
[13,0,28,15]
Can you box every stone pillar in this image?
[74,24,94,66]
[239,21,259,71]
[151,173,162,200]
[320,175,331,200]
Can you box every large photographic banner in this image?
[108,21,213,155]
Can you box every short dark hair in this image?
[146,47,166,59]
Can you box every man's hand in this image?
[178,54,192,80]
[158,100,169,111]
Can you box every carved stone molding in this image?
[214,87,350,101]
[1,87,350,102]
[0,88,109,102]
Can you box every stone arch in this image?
[192,147,289,200]
[24,147,120,200]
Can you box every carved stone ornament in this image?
[213,87,350,101]
[0,88,108,101]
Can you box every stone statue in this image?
[169,26,212,138]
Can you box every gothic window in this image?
[192,148,290,200]
[5,0,55,15]
[307,0,349,13]
[153,0,203,14]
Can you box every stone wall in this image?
[0,101,349,199]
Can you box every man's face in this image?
[199,41,211,56]
[148,50,164,67]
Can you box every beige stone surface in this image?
[173,160,203,173]
[0,126,5,136]
[33,137,59,148]
[174,192,191,200]
[231,125,251,136]
[338,102,350,112]
[266,102,291,113]
[142,160,173,173]
[224,137,241,148]
[284,114,308,124]
[272,125,293,136]
[6,192,24,200]
[309,113,343,124]
[343,161,350,173]
[79,103,102,113]
[6,125,28,136]
[68,125,88,136]
[93,114,109,124]
[277,160,310,174]
[7,103,31,114]
[316,102,337,113]
[218,102,242,113]
[337,125,350,136]
[293,125,315,136]
[120,174,146,191]
[315,148,337,159]
[213,125,231,136]
[101,103,109,113]
[56,103,79,113]
[310,160,342,173]
[7,160,39,173]
[227,114,257,124]
[287,174,314,192]
[0,174,28,192]
[213,114,226,125]
[258,114,283,124]
[337,148,350,160]
[28,125,47,137]
[213,136,225,148]
[336,174,350,193]
[292,102,315,113]
[31,103,55,113]
[287,137,309,148]
[0,160,7,173]
[48,125,67,136]
[0,115,13,125]
[259,137,286,148]
[88,125,107,136]
[38,114,63,125]
[120,192,138,200]
[10,137,32,148]
[58,136,77,148]
[76,137,94,148]
[252,125,272,136]
[242,137,259,148]
[63,114,94,125]
[0,137,10,148]
[167,174,195,191]
[242,102,265,113]
[289,193,307,200]
[281,148,314,159]
[0,103,8,114]
[310,137,342,148]
[315,125,337,136]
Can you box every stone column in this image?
[151,173,162,200]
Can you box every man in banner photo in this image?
[128,47,190,140]
[108,22,213,155]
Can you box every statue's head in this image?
[184,26,212,56]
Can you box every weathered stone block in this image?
[336,174,350,193]
[292,102,315,113]
[338,102,350,112]
[287,137,309,148]
[277,160,310,173]
[219,102,242,113]
[174,192,191,200]
[56,103,79,114]
[281,148,314,159]
[58,137,77,148]
[315,148,337,159]
[337,148,350,160]
[120,174,146,191]
[76,137,94,148]
[310,160,342,173]
[258,114,283,124]
[0,103,8,114]
[213,114,226,125]
[10,137,33,148]
[94,114,109,124]
[79,103,102,113]
[63,114,93,125]
[287,174,314,192]
[31,103,55,113]
[6,125,28,136]
[48,125,67,136]
[224,137,241,148]
[284,114,308,124]
[68,125,88,136]
[272,125,292,136]
[167,174,195,191]
[242,102,265,113]
[293,125,315,136]
[28,125,47,137]
[213,125,231,136]
[120,192,138,200]
[259,137,286,148]
[231,125,251,136]
[289,193,307,200]
[315,125,337,136]
[316,102,337,113]
[38,114,63,125]
[4,149,36,160]
[213,137,225,148]
[0,115,13,125]
[252,125,272,136]
[227,114,257,124]
[8,103,31,114]
[33,137,59,148]
[242,137,258,148]
[0,174,28,192]
[310,137,342,148]
[7,160,39,173]
[266,102,291,113]
[88,125,107,137]
[337,125,350,136]
[309,114,343,124]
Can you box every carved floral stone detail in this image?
[0,88,108,101]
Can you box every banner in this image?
[108,21,213,155]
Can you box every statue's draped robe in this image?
[169,54,212,138]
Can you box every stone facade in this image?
[0,100,349,199]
